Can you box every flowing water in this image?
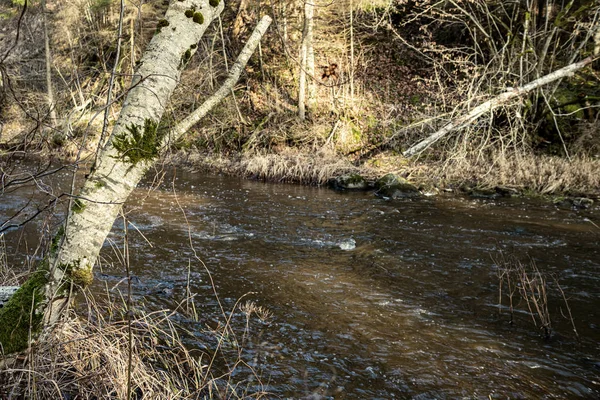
[2,167,599,399]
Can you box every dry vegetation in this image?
[1,0,599,196]
[0,291,274,399]
[0,1,598,397]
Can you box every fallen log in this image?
[403,56,594,157]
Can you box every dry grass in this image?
[439,151,600,195]
[0,292,273,399]
[493,251,578,341]
[238,148,357,184]
[172,147,358,185]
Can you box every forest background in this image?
[1,0,599,197]
[0,0,599,398]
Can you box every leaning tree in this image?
[0,0,271,354]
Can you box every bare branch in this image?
[169,15,273,140]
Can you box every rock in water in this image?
[338,238,356,250]
[375,173,421,199]
[329,174,369,190]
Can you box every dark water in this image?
[2,168,600,398]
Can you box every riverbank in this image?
[168,146,600,206]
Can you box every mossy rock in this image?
[375,173,420,198]
[555,197,594,210]
[467,186,520,199]
[494,186,520,197]
[329,174,369,190]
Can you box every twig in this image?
[96,0,126,165]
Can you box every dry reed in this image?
[0,291,272,399]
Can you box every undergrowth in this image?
[0,292,273,399]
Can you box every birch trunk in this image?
[403,56,594,157]
[298,0,314,120]
[42,0,57,128]
[0,0,227,355]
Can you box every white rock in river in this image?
[338,238,356,250]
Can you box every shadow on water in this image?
[2,168,600,398]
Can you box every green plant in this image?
[112,119,165,165]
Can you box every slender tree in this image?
[0,0,271,355]
[298,0,314,120]
[42,0,57,128]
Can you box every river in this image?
[2,167,599,398]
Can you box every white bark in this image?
[403,57,594,157]
[45,0,225,325]
[298,0,314,120]
[171,16,272,138]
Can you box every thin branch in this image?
[169,15,272,140]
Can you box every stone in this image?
[329,174,369,190]
[375,173,421,199]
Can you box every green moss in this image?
[71,266,95,287]
[50,225,65,254]
[59,261,94,289]
[0,267,49,354]
[346,174,364,184]
[184,9,194,18]
[156,18,169,33]
[54,260,94,297]
[112,119,165,165]
[72,198,86,214]
[94,180,106,189]
[180,49,192,69]
[193,11,204,24]
[209,0,220,6]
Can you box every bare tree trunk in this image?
[0,0,245,355]
[42,0,57,128]
[403,56,594,157]
[298,0,314,120]
[282,1,288,44]
[307,1,315,107]
[349,0,354,101]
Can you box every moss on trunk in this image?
[0,268,49,354]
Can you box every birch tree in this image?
[0,0,272,355]
[298,0,314,120]
[42,0,57,128]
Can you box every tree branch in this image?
[169,15,272,140]
[403,56,595,158]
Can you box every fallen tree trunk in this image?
[403,56,594,157]
[0,1,271,355]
